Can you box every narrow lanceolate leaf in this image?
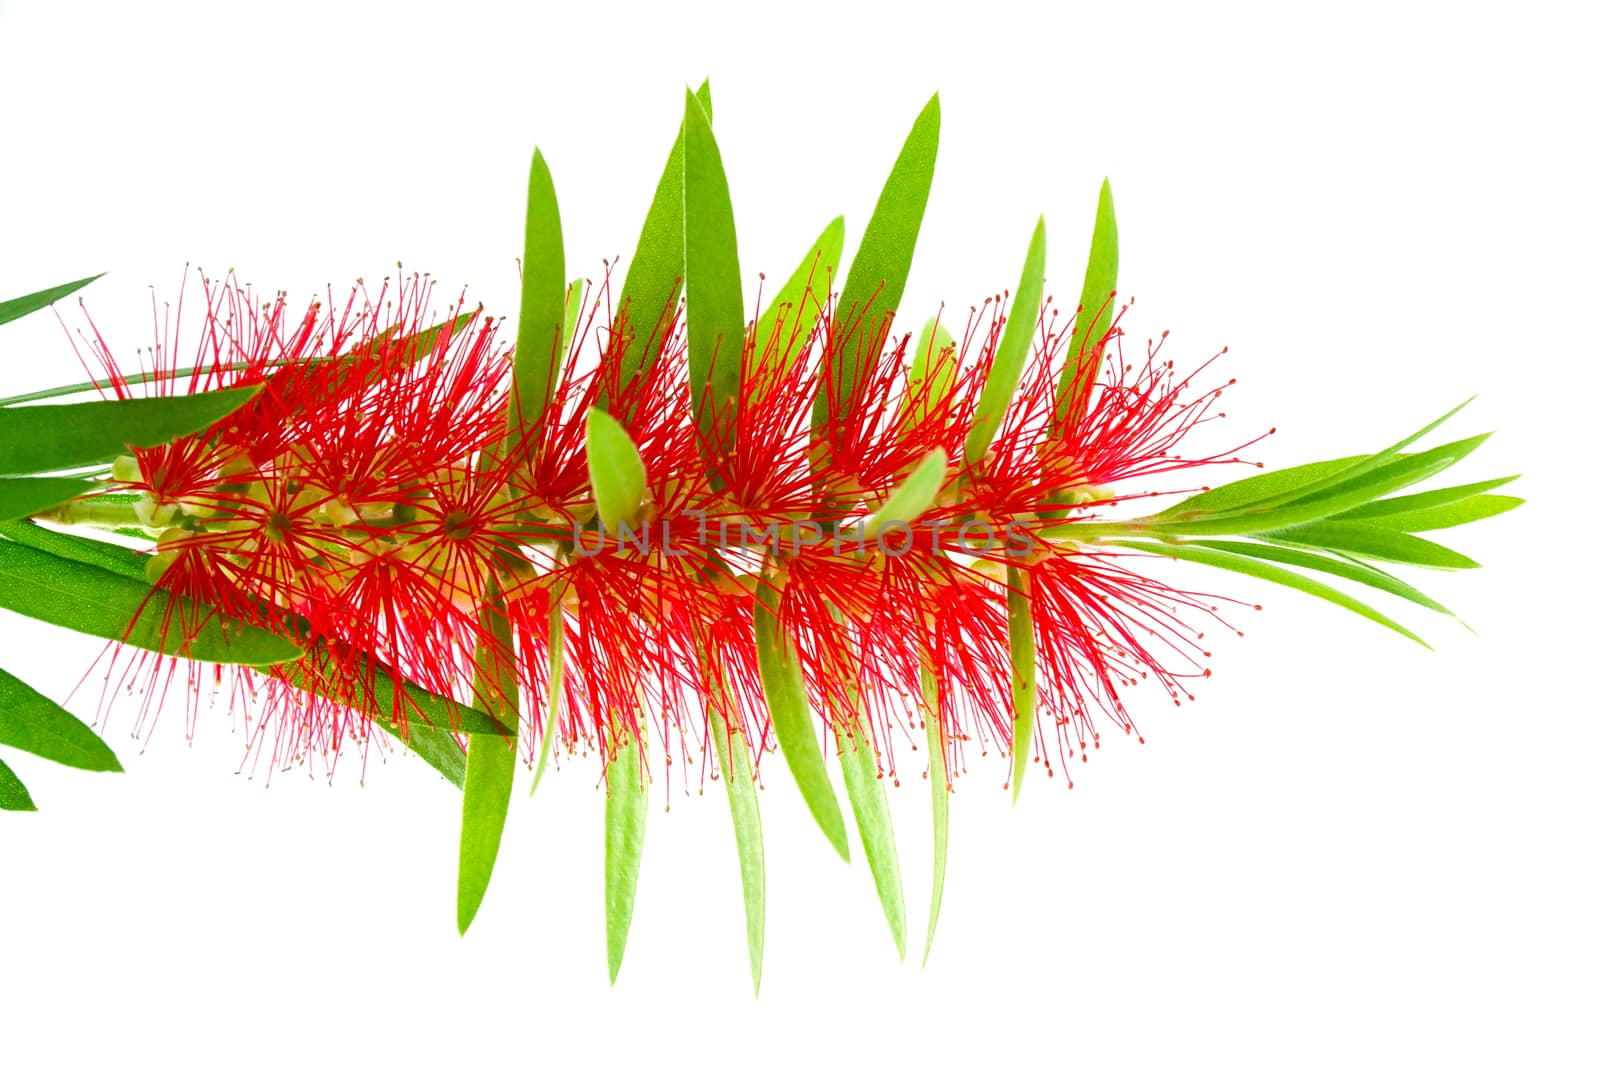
[0,519,147,581]
[899,317,957,433]
[753,577,849,861]
[0,273,102,326]
[1180,539,1452,615]
[835,719,907,959]
[751,216,845,405]
[1335,476,1520,522]
[561,277,587,359]
[815,93,941,433]
[530,595,565,797]
[1160,455,1369,519]
[0,387,259,477]
[604,734,649,984]
[921,666,948,968]
[682,88,745,448]
[1055,179,1118,433]
[708,687,765,994]
[0,541,301,665]
[1109,539,1430,647]
[457,586,520,934]
[0,666,122,772]
[1268,521,1481,569]
[862,447,949,537]
[585,407,648,531]
[0,755,35,811]
[510,148,567,438]
[612,79,714,390]
[966,216,1048,465]
[1006,566,1038,803]
[0,477,98,524]
[1340,493,1523,533]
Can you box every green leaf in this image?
[835,718,907,959]
[1178,538,1452,615]
[1109,539,1430,647]
[1335,476,1519,521]
[510,148,566,439]
[561,277,586,361]
[751,216,845,406]
[612,79,714,392]
[585,407,648,531]
[921,665,948,968]
[1153,434,1491,538]
[1160,456,1369,519]
[965,216,1047,465]
[1006,566,1037,803]
[0,476,97,524]
[604,733,649,984]
[899,317,958,433]
[683,88,745,449]
[0,755,35,811]
[752,577,849,860]
[0,541,302,664]
[0,274,103,326]
[1268,522,1481,569]
[1055,179,1118,433]
[0,519,147,580]
[0,665,122,772]
[1343,493,1523,532]
[457,585,520,934]
[0,387,259,477]
[814,93,940,434]
[862,447,949,537]
[530,594,565,797]
[707,683,765,994]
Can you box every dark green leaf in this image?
[0,387,259,477]
[612,80,714,393]
[0,665,122,772]
[510,149,566,440]
[1268,522,1481,569]
[1109,539,1430,646]
[0,274,102,326]
[814,93,940,434]
[753,577,849,860]
[751,217,845,407]
[585,407,648,531]
[836,718,907,959]
[1054,180,1118,433]
[922,665,948,968]
[0,519,147,580]
[1006,566,1037,803]
[683,89,745,449]
[966,216,1047,465]
[457,585,520,934]
[0,541,301,664]
[0,476,98,524]
[0,755,35,811]
[604,735,649,984]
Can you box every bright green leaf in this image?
[862,447,949,537]
[751,216,845,407]
[836,718,907,959]
[683,88,745,450]
[1179,538,1452,615]
[899,317,957,434]
[1006,566,1038,803]
[0,477,97,524]
[457,585,520,934]
[561,277,586,360]
[1055,180,1118,433]
[0,519,147,581]
[0,755,35,811]
[707,682,765,994]
[604,734,649,984]
[921,665,948,968]
[0,274,103,327]
[510,148,567,440]
[1160,456,1369,519]
[814,93,940,435]
[0,541,301,664]
[1109,539,1430,647]
[752,576,849,861]
[1268,522,1481,569]
[0,665,122,772]
[585,407,648,531]
[0,387,259,477]
[530,594,565,797]
[1336,476,1519,522]
[1343,493,1523,532]
[966,216,1047,465]
[612,80,714,393]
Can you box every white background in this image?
[1,2,1594,1063]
